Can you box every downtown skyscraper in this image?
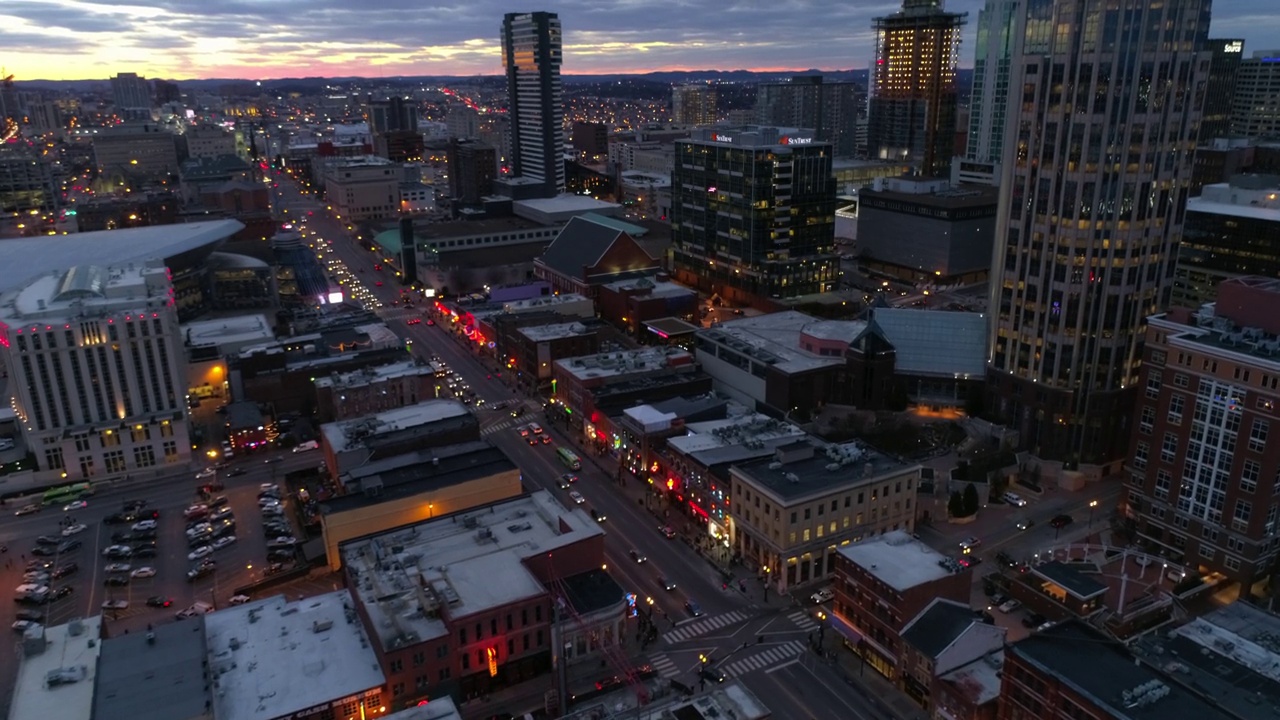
[501,11,564,199]
[953,0,1020,186]
[987,0,1212,467]
[868,0,966,178]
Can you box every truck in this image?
[175,601,215,619]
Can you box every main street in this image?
[276,179,883,716]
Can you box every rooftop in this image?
[324,441,516,514]
[685,126,819,149]
[513,194,622,218]
[320,400,471,454]
[517,320,594,342]
[555,346,694,382]
[668,413,806,464]
[9,616,103,720]
[538,215,631,279]
[900,598,980,659]
[206,592,386,720]
[181,313,275,350]
[1031,561,1108,600]
[870,308,988,378]
[0,219,243,294]
[341,491,604,647]
[732,439,916,502]
[94,618,208,720]
[380,698,463,720]
[1,261,171,323]
[602,276,695,299]
[1011,621,1236,720]
[1130,602,1280,718]
[938,651,1005,709]
[313,359,433,391]
[700,311,852,374]
[838,530,958,591]
[645,316,701,338]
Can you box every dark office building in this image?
[572,121,608,158]
[367,97,422,162]
[500,11,564,198]
[670,126,838,304]
[754,76,860,157]
[1199,39,1244,142]
[447,139,498,212]
[1174,174,1280,308]
[868,0,966,178]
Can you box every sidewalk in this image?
[813,638,930,720]
[457,655,647,720]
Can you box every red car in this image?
[407,318,421,325]
[375,281,383,287]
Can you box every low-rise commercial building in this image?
[320,440,521,568]
[1174,175,1280,308]
[314,359,440,422]
[323,155,400,222]
[897,599,1005,712]
[10,617,103,720]
[534,215,660,298]
[318,400,478,485]
[832,531,971,679]
[341,491,626,707]
[595,276,698,339]
[509,321,599,388]
[730,440,921,592]
[551,346,702,443]
[206,592,388,720]
[92,123,180,181]
[94,617,209,720]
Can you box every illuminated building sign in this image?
[487,647,498,677]
[1223,41,1243,53]
[711,134,733,143]
[780,136,813,146]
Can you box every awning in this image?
[828,612,863,644]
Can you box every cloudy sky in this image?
[1,0,1274,82]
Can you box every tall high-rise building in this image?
[1199,39,1244,142]
[953,0,1019,186]
[754,76,860,157]
[986,0,1212,467]
[447,138,498,212]
[672,84,718,125]
[670,127,838,302]
[1231,49,1280,139]
[868,0,966,178]
[366,96,419,134]
[110,72,152,119]
[501,11,564,198]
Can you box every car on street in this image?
[195,468,217,479]
[569,491,585,504]
[518,425,531,437]
[229,594,252,605]
[1050,514,1074,529]
[810,588,834,604]
[510,407,525,418]
[130,567,156,579]
[660,525,676,539]
[211,535,237,551]
[590,508,607,523]
[132,519,158,532]
[101,599,129,609]
[995,551,1018,569]
[684,600,704,617]
[188,546,213,561]
[104,576,129,587]
[15,504,40,516]
[1015,518,1035,531]
[659,576,676,591]
[998,599,1022,613]
[146,596,173,608]
[51,563,77,579]
[540,434,552,445]
[62,500,88,511]
[263,455,284,464]
[959,536,981,552]
[556,476,571,490]
[629,550,647,563]
[226,467,247,477]
[698,666,726,684]
[104,563,131,574]
[123,499,148,512]
[561,473,578,484]
[61,523,87,537]
[529,423,543,434]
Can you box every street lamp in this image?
[1088,499,1099,529]
[429,503,434,519]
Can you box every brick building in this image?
[831,530,971,679]
[534,215,660,298]
[507,321,600,389]
[595,276,698,339]
[897,599,1004,712]
[314,359,440,422]
[1122,276,1280,600]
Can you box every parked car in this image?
[35,535,60,546]
[146,596,173,608]
[229,594,252,605]
[810,588,834,604]
[50,586,73,601]
[130,567,156,579]
[187,565,215,582]
[56,540,82,554]
[188,546,214,561]
[211,536,237,551]
[1049,514,1074,529]
[267,536,297,549]
[267,549,296,562]
[998,599,1022,613]
[51,563,77,579]
[959,536,981,552]
[1021,612,1047,629]
[131,520,157,532]
[103,576,129,587]
[103,563,131,574]
[101,599,129,609]
[131,546,158,559]
[12,620,41,633]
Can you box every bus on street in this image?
[556,447,582,471]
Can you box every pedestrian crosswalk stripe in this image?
[720,640,805,678]
[661,610,749,644]
[481,420,515,436]
[787,610,819,632]
[648,653,680,679]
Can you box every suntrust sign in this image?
[711,133,733,143]
[779,136,813,146]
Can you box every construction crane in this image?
[545,552,650,709]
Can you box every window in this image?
[1224,556,1241,571]
[459,628,467,645]
[390,659,403,672]
[436,644,448,658]
[1146,370,1162,399]
[1133,442,1149,470]
[412,651,424,666]
[1173,373,1189,388]
[1154,469,1172,500]
[1250,419,1269,452]
[461,654,469,670]
[392,683,405,697]
[1242,460,1260,494]
[1234,500,1252,530]
[438,668,451,681]
[1199,544,1216,560]
[1139,406,1155,434]
[1160,432,1178,462]
[1168,395,1184,424]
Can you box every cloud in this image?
[0,0,1270,81]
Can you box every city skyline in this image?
[0,0,1270,82]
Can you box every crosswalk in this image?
[661,610,750,644]
[786,609,820,633]
[719,640,806,678]
[648,653,681,679]
[481,419,518,437]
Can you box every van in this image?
[1002,492,1028,507]
[292,440,319,453]
[175,601,214,619]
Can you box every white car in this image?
[959,536,981,551]
[130,566,156,579]
[228,594,251,605]
[104,563,131,574]
[12,620,41,633]
[102,599,129,610]
[61,523,87,537]
[132,520,157,532]
[998,599,1022,613]
[810,588,834,604]
[62,500,88,511]
[188,546,213,561]
[211,535,237,551]
[259,483,278,493]
[267,536,297,548]
[569,491,585,505]
[258,497,281,508]
[195,468,217,479]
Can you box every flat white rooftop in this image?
[1,262,170,323]
[181,313,275,350]
[320,399,470,453]
[701,311,851,374]
[838,530,956,591]
[314,359,431,390]
[519,321,592,342]
[380,698,463,720]
[668,413,805,455]
[9,616,103,720]
[206,591,385,720]
[342,491,602,648]
[555,347,693,382]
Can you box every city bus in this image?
[556,447,582,471]
[42,482,95,506]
